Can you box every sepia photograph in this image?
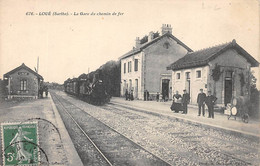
[0,0,259,165]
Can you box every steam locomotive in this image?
[64,75,110,105]
[64,61,120,105]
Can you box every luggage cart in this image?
[224,96,249,123]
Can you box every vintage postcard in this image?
[0,0,259,165]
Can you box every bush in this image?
[248,72,259,119]
[0,79,8,100]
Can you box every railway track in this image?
[102,102,258,165]
[51,92,172,166]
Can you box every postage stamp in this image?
[1,122,40,166]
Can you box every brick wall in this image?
[9,68,39,97]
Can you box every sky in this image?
[0,0,259,87]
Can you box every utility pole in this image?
[37,56,39,73]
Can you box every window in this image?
[124,63,126,73]
[176,73,181,79]
[129,79,132,90]
[128,62,130,73]
[20,80,27,90]
[196,70,201,78]
[186,72,190,80]
[134,59,138,71]
[225,71,232,78]
[163,42,170,49]
[128,61,132,72]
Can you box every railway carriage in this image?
[64,78,79,95]
[64,76,111,105]
[63,60,120,105]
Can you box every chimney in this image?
[161,24,172,35]
[135,37,141,48]
[148,31,154,42]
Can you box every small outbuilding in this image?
[3,63,44,99]
[167,39,259,107]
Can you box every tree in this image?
[248,71,259,118]
[211,63,223,95]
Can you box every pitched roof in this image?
[167,39,259,70]
[4,63,44,80]
[119,32,193,60]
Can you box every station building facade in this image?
[119,24,192,100]
[3,63,44,99]
[167,40,259,106]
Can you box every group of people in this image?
[170,89,217,118]
[39,85,48,98]
[125,89,134,101]
[156,91,169,102]
[170,90,190,114]
[144,90,150,101]
[197,89,217,118]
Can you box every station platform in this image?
[0,94,83,166]
[110,97,260,139]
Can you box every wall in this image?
[120,52,143,99]
[9,68,39,97]
[208,49,251,106]
[172,66,209,104]
[144,37,188,97]
[171,48,251,106]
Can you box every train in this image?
[64,61,120,105]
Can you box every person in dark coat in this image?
[182,90,190,114]
[156,92,159,102]
[125,89,128,100]
[39,86,44,98]
[197,89,206,116]
[171,91,182,113]
[205,90,217,119]
[130,90,134,101]
[44,86,48,97]
[144,90,147,101]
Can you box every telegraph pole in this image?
[37,56,39,73]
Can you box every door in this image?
[224,79,232,105]
[162,79,170,99]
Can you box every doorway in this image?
[162,79,170,99]
[224,71,233,106]
[135,79,138,98]
[224,79,232,106]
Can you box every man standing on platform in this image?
[205,90,217,119]
[182,89,190,114]
[125,89,128,100]
[197,89,206,116]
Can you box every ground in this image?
[0,90,259,165]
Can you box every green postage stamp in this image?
[1,122,39,166]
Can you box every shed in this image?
[3,63,44,99]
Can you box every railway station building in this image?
[167,39,259,107]
[3,63,44,99]
[119,24,192,100]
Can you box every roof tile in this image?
[167,40,259,70]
